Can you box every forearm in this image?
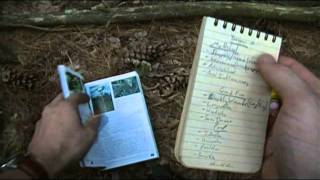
[0,169,31,180]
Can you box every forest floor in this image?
[0,1,319,179]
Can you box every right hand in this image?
[257,54,320,179]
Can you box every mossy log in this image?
[0,1,319,28]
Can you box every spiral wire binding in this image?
[223,21,227,29]
[240,26,244,34]
[256,31,260,38]
[214,18,219,26]
[231,24,236,31]
[213,18,277,43]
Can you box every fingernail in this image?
[93,114,103,122]
[257,54,276,64]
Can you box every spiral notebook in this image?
[174,16,282,173]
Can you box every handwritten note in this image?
[179,17,281,173]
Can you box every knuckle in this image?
[59,101,73,110]
[286,91,318,108]
[277,65,291,73]
[42,105,52,115]
[311,93,320,107]
[42,101,71,116]
[63,101,74,109]
[35,120,41,128]
[86,128,98,139]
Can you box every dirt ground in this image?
[0,1,320,179]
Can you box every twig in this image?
[142,82,160,91]
[151,92,181,108]
[56,35,94,58]
[151,99,172,108]
[0,23,72,32]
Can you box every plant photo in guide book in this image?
[89,83,114,114]
[66,72,84,94]
[112,76,140,98]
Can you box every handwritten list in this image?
[179,17,281,173]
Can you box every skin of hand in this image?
[257,54,320,178]
[27,93,101,177]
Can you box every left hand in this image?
[28,93,101,177]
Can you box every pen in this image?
[270,90,280,111]
[267,90,281,137]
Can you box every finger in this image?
[66,93,89,107]
[85,115,103,134]
[257,54,311,101]
[279,56,320,94]
[267,106,279,137]
[262,155,279,179]
[33,120,41,136]
[78,115,104,160]
[262,135,279,179]
[50,93,64,106]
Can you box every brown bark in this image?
[0,2,319,28]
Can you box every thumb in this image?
[66,93,90,107]
[84,115,102,135]
[257,54,310,101]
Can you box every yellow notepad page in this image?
[176,17,282,173]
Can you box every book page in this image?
[179,17,282,173]
[81,72,159,169]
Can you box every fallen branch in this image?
[0,23,72,32]
[0,1,319,28]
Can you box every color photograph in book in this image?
[66,72,84,94]
[89,83,114,114]
[112,76,140,98]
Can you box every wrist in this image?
[27,151,57,177]
[17,153,50,179]
[0,169,32,180]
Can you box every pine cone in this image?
[158,68,189,96]
[1,66,37,90]
[163,73,188,90]
[170,68,189,89]
[123,43,169,65]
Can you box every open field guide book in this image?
[58,66,159,170]
[174,16,282,173]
